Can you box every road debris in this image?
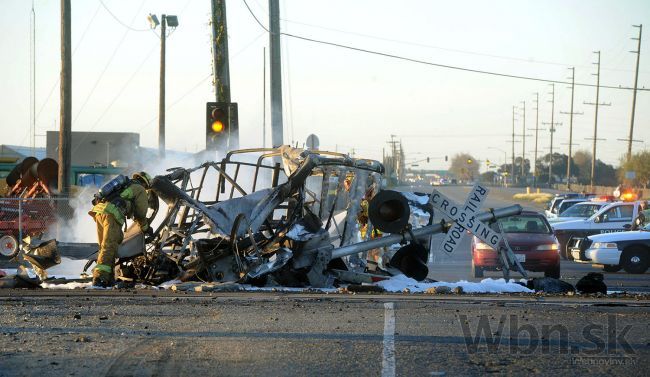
[3,147,525,291]
[576,272,607,294]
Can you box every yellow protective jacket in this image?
[89,182,150,231]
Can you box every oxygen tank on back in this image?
[93,174,129,204]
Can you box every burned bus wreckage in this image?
[13,147,523,288]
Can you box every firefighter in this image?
[89,172,153,287]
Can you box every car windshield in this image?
[492,215,552,234]
[560,203,602,218]
[558,200,581,214]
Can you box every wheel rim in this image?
[0,236,17,257]
[630,256,641,264]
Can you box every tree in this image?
[560,149,617,186]
[449,153,479,182]
[536,153,579,185]
[480,171,497,184]
[619,151,650,188]
[573,150,592,185]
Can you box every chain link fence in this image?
[0,197,76,257]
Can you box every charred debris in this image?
[13,147,524,288]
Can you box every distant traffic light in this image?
[206,102,238,150]
[426,157,430,163]
[445,155,448,162]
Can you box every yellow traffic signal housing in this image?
[206,102,238,150]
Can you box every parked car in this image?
[569,223,650,274]
[471,211,560,278]
[544,193,589,218]
[547,201,609,224]
[552,201,644,260]
[546,198,587,219]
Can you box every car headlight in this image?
[591,242,618,249]
[475,241,494,251]
[536,244,559,251]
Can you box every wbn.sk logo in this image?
[459,314,635,355]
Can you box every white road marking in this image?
[382,302,396,377]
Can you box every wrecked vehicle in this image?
[71,146,522,288]
[1,157,59,260]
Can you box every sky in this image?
[1,0,649,171]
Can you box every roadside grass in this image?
[512,192,554,208]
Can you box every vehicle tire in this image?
[562,234,575,261]
[621,247,649,274]
[602,265,622,273]
[0,234,19,260]
[471,261,484,278]
[544,264,560,279]
[557,236,569,260]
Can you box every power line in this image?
[282,32,648,92]
[99,0,150,32]
[281,18,646,74]
[241,0,649,92]
[72,0,147,126]
[135,32,267,133]
[34,2,103,127]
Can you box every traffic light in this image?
[426,157,430,163]
[445,155,448,162]
[206,102,238,150]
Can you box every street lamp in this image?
[488,147,508,187]
[148,13,179,158]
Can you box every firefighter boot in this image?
[93,213,124,288]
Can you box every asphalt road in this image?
[400,185,650,294]
[0,291,649,377]
[2,184,650,377]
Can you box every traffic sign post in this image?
[429,184,528,279]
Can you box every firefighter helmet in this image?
[132,171,152,188]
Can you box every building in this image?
[46,131,140,168]
[0,145,46,162]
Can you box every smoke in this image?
[49,147,291,244]
[48,186,98,243]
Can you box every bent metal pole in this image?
[331,204,523,259]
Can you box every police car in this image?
[569,223,650,274]
[547,201,610,225]
[551,201,643,259]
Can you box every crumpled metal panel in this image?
[203,188,274,237]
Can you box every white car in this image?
[547,201,609,224]
[545,198,585,219]
[569,223,650,274]
[551,201,643,259]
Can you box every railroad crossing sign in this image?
[429,184,528,278]
[430,184,502,254]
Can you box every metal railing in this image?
[0,197,75,253]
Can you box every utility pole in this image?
[262,47,266,148]
[211,0,231,103]
[58,0,71,196]
[269,0,284,147]
[626,24,643,162]
[528,92,544,188]
[148,13,178,157]
[584,51,610,188]
[30,1,36,155]
[542,84,562,188]
[510,106,515,184]
[210,0,236,149]
[521,101,526,178]
[560,67,583,190]
[158,15,167,158]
